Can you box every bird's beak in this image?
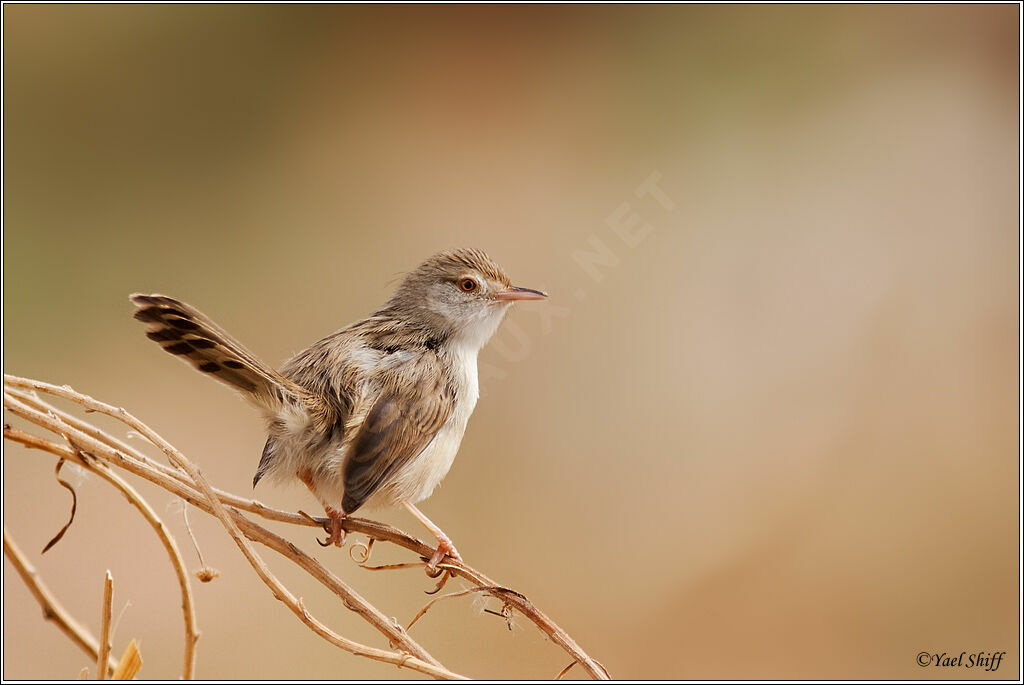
[494,286,548,301]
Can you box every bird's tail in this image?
[130,293,303,414]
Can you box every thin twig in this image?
[4,383,447,671]
[2,528,118,674]
[3,420,199,680]
[407,586,503,631]
[3,415,437,670]
[358,562,425,572]
[4,374,610,679]
[7,387,185,485]
[182,503,219,583]
[3,379,460,680]
[97,571,114,680]
[556,660,579,680]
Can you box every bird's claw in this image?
[306,508,347,548]
[323,514,347,547]
[425,537,460,574]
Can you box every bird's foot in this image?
[426,534,460,574]
[319,507,347,548]
[402,501,461,574]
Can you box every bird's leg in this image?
[298,471,347,547]
[320,505,347,547]
[403,501,460,572]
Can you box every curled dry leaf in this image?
[42,458,78,554]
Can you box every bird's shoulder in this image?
[282,314,457,412]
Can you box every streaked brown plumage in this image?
[130,248,546,568]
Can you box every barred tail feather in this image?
[130,293,299,412]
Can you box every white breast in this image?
[375,340,480,506]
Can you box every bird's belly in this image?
[365,416,467,509]
[369,348,479,508]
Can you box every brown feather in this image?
[340,353,455,513]
[129,294,331,427]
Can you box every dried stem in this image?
[2,528,118,674]
[3,379,457,679]
[4,413,198,679]
[556,660,580,680]
[111,640,143,680]
[406,586,500,631]
[3,374,609,679]
[97,571,114,680]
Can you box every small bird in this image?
[130,248,546,570]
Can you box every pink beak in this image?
[494,286,548,301]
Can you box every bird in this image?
[130,248,546,570]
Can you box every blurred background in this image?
[3,4,1019,680]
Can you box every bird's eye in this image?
[458,278,478,293]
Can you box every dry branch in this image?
[97,571,114,680]
[3,374,609,680]
[3,389,450,676]
[2,528,118,675]
[4,409,199,679]
[111,640,143,680]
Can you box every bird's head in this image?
[386,248,547,350]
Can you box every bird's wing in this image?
[341,354,455,514]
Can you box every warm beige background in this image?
[3,5,1019,680]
